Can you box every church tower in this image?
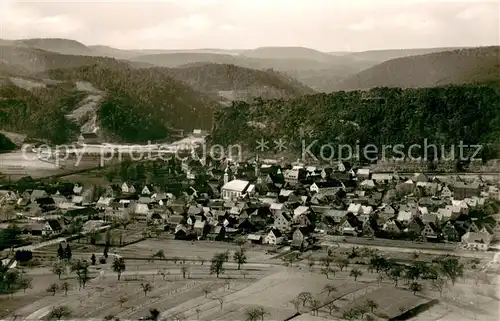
[223,166,229,185]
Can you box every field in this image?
[1,239,499,321]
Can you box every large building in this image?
[221,179,254,201]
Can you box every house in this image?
[221,179,252,201]
[441,186,453,198]
[293,206,310,218]
[78,132,100,145]
[441,221,460,242]
[193,219,207,236]
[132,203,150,219]
[96,197,113,209]
[421,222,440,240]
[347,203,362,215]
[453,182,480,200]
[396,210,413,223]
[362,217,379,237]
[309,180,345,196]
[380,205,396,219]
[356,168,370,179]
[372,173,393,185]
[273,212,292,231]
[247,234,263,244]
[264,228,283,245]
[141,185,153,195]
[121,183,136,194]
[323,209,347,224]
[207,225,225,241]
[437,207,453,221]
[73,185,83,195]
[43,220,63,236]
[461,231,492,251]
[382,219,403,234]
[291,227,312,249]
[360,180,376,189]
[270,203,287,216]
[338,214,360,236]
[30,189,48,203]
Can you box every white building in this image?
[221,179,253,201]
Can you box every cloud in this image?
[0,0,498,51]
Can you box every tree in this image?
[410,282,423,295]
[104,315,115,321]
[60,281,70,296]
[103,245,109,259]
[233,249,247,270]
[309,299,321,316]
[439,257,464,286]
[326,301,338,315]
[46,283,58,296]
[91,254,96,265]
[222,250,230,262]
[321,267,334,279]
[76,262,90,289]
[336,257,349,272]
[181,266,189,279]
[141,282,153,296]
[216,297,224,310]
[389,265,403,287]
[246,307,270,321]
[118,296,128,307]
[290,299,301,313]
[297,292,312,307]
[365,300,378,313]
[195,308,201,319]
[235,237,247,248]
[245,309,258,321]
[149,308,160,321]
[356,305,368,319]
[112,257,126,280]
[46,306,71,320]
[57,243,64,260]
[210,253,226,278]
[52,262,65,280]
[342,308,360,321]
[323,284,337,296]
[376,274,384,287]
[64,244,72,260]
[152,249,165,261]
[321,256,332,269]
[350,268,363,281]
[431,277,447,296]
[202,284,212,298]
[19,276,32,293]
[308,257,316,271]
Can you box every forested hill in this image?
[46,65,217,142]
[336,47,500,90]
[212,84,500,160]
[166,63,314,100]
[0,64,217,145]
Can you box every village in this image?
[0,144,500,321]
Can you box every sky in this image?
[0,0,498,52]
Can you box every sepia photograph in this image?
[0,0,499,320]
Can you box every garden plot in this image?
[119,239,275,262]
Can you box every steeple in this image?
[255,153,260,178]
[223,166,229,185]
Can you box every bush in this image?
[15,250,33,262]
[99,257,107,264]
